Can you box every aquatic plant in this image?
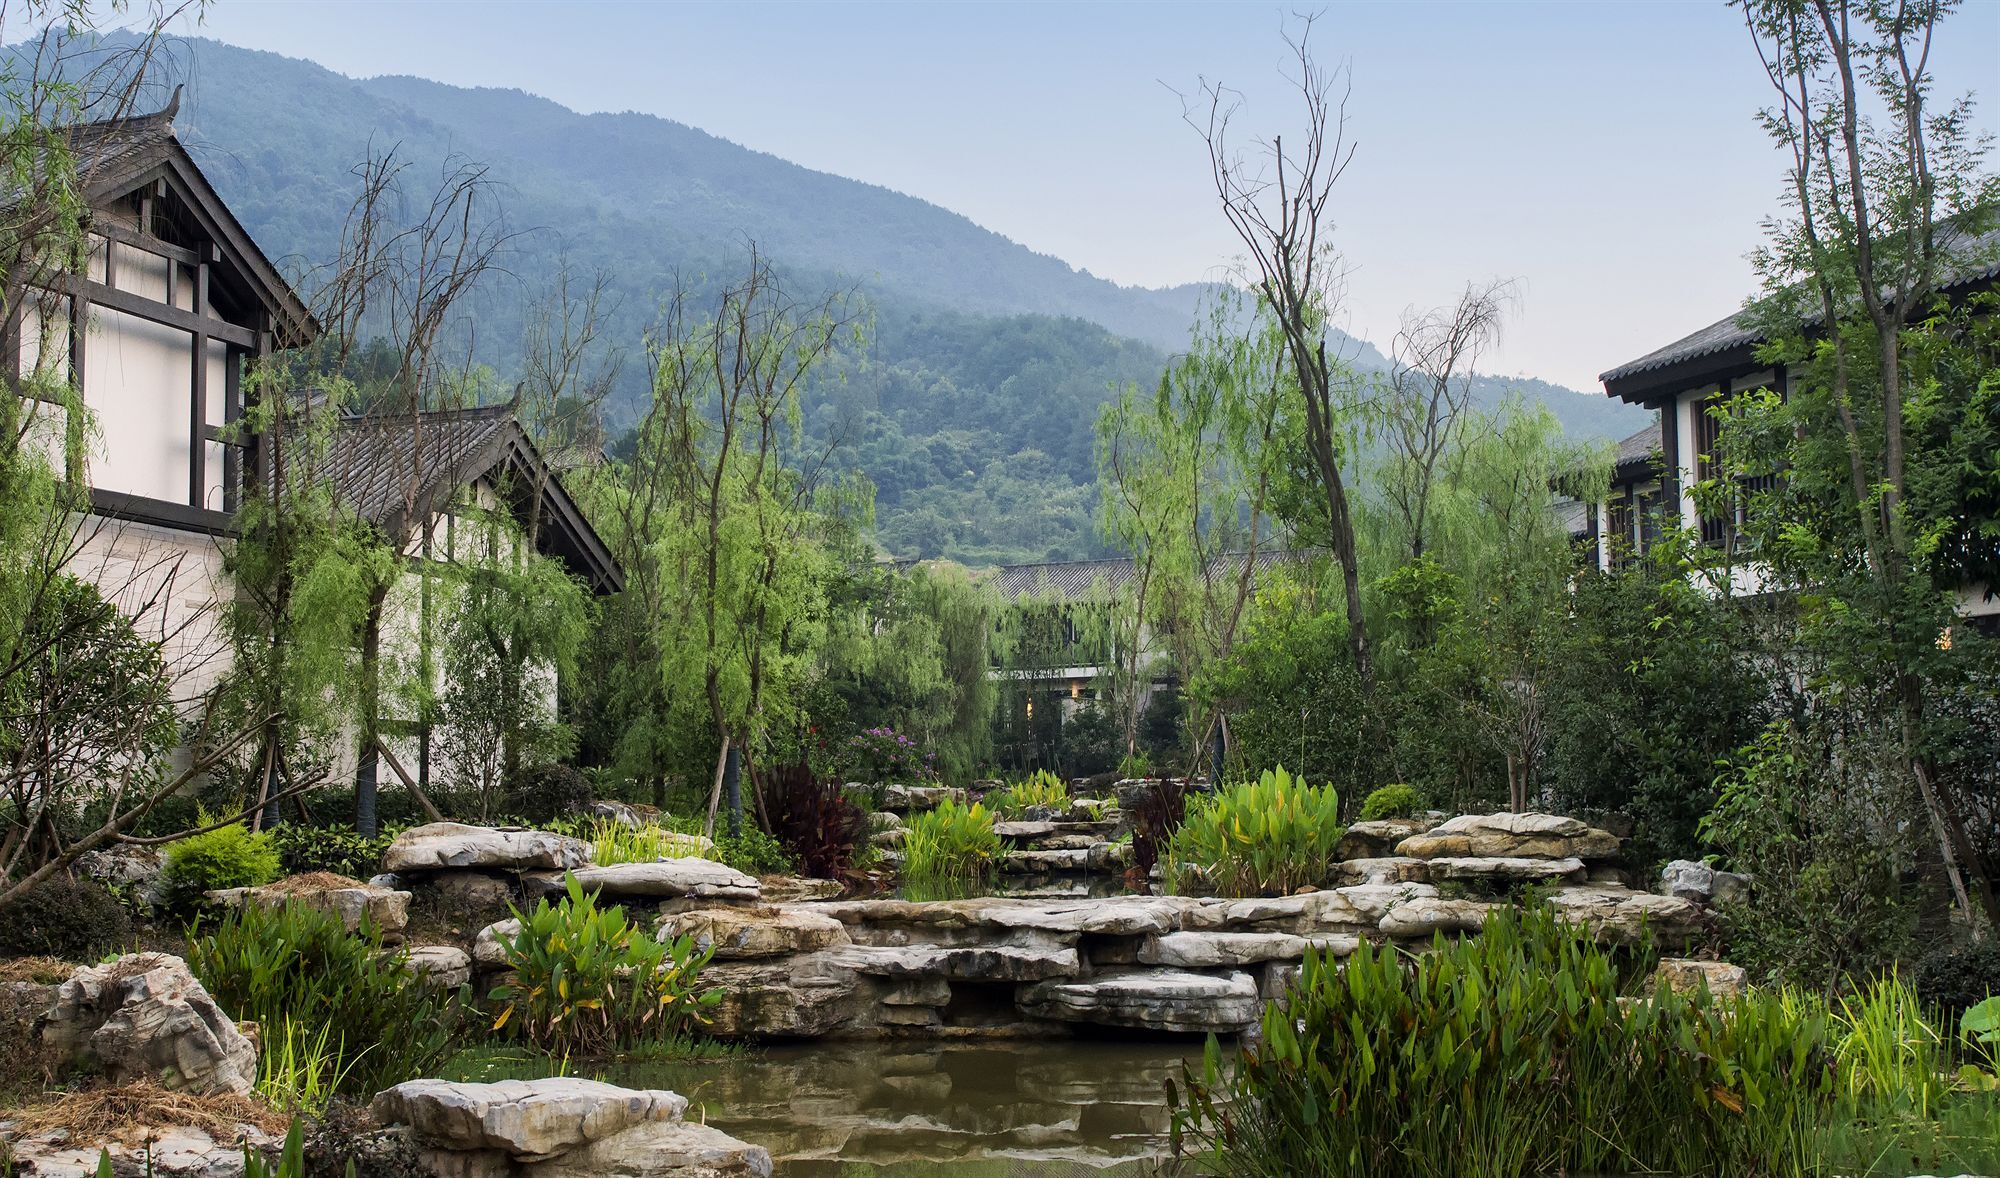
[990,769,1069,817]
[1165,767,1342,896]
[901,798,1001,895]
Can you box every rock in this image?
[41,954,258,1096]
[824,943,1080,982]
[1307,883,1439,930]
[1335,818,1431,860]
[1334,857,1430,885]
[699,956,869,1038]
[1396,813,1621,861]
[1660,860,1752,905]
[473,919,521,969]
[208,878,411,938]
[876,784,966,814]
[3,1123,281,1177]
[869,828,906,849]
[992,820,1059,841]
[757,876,842,903]
[1182,894,1316,931]
[384,823,592,874]
[372,1077,688,1161]
[879,976,952,1007]
[656,905,849,959]
[524,859,761,902]
[1018,968,1261,1033]
[1655,958,1749,998]
[74,844,165,897]
[588,800,644,828]
[425,871,520,913]
[400,945,473,989]
[1377,896,1495,939]
[865,810,903,832]
[1136,932,1358,967]
[1542,885,1702,946]
[528,1120,772,1178]
[998,848,1092,874]
[1423,856,1587,883]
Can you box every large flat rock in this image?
[1397,812,1620,861]
[383,822,591,874]
[1542,885,1702,945]
[814,896,1195,937]
[526,859,761,901]
[1377,896,1496,939]
[1335,818,1432,859]
[530,1119,773,1177]
[1136,931,1358,967]
[209,877,410,937]
[373,1077,688,1160]
[1424,856,1586,882]
[1017,968,1261,1033]
[823,943,1080,982]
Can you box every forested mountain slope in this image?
[70,34,1645,562]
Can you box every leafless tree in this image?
[1186,14,1374,694]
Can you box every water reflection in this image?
[593,1039,1206,1176]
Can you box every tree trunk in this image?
[354,587,389,837]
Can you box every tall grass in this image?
[990,770,1069,817]
[583,817,712,865]
[257,1020,359,1114]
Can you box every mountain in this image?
[76,34,1646,563]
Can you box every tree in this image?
[1187,16,1374,695]
[1736,0,2000,937]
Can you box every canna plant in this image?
[901,798,1002,898]
[490,873,720,1056]
[1165,766,1343,896]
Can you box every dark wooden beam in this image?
[94,220,199,267]
[188,260,209,508]
[62,275,255,348]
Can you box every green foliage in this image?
[189,900,461,1096]
[1166,768,1343,897]
[0,875,130,960]
[489,874,719,1056]
[160,822,282,913]
[268,825,393,880]
[1964,997,2000,1049]
[582,818,713,866]
[838,726,938,784]
[1913,941,2000,1023]
[504,764,593,826]
[990,770,1068,817]
[1700,721,1916,989]
[240,1120,311,1178]
[257,1020,359,1115]
[1357,783,1421,822]
[901,799,1001,896]
[1171,907,1833,1178]
[708,826,796,877]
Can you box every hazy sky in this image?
[169,0,1998,394]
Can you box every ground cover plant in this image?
[1165,767,1342,896]
[489,873,719,1056]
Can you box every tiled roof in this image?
[1613,420,1664,477]
[1600,218,2000,387]
[990,550,1308,603]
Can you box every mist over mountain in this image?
[87,34,1647,562]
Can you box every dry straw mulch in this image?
[15,1080,288,1145]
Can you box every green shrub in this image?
[505,764,593,825]
[1172,906,1835,1178]
[268,824,394,879]
[490,874,719,1056]
[710,825,797,877]
[1912,941,2000,1022]
[1166,767,1343,896]
[0,875,131,959]
[1358,782,1421,822]
[990,770,1069,817]
[902,798,1001,895]
[160,821,282,912]
[188,900,461,1096]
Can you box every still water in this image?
[588,1039,1205,1176]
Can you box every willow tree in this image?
[631,248,865,836]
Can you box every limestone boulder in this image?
[875,784,966,814]
[384,823,592,874]
[757,876,842,903]
[74,844,165,904]
[208,877,410,938]
[656,905,849,959]
[1423,856,1586,883]
[528,1120,772,1178]
[400,945,474,989]
[1017,968,1261,1033]
[473,919,522,969]
[1542,884,1703,946]
[41,953,258,1096]
[1396,813,1621,861]
[372,1077,688,1161]
[423,870,519,913]
[699,955,870,1038]
[1377,896,1496,940]
[1306,883,1439,931]
[2,1124,282,1177]
[1136,931,1358,968]
[824,943,1080,982]
[1660,859,1752,906]
[1334,857,1430,886]
[1655,958,1749,999]
[1335,818,1431,860]
[524,859,761,902]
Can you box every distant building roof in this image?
[310,403,623,593]
[1612,420,1664,482]
[1600,217,2000,404]
[989,550,1308,603]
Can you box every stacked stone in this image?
[381,821,761,911]
[992,815,1131,875]
[1387,812,1625,887]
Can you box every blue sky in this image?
[172,0,1998,394]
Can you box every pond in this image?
[450,1038,1211,1176]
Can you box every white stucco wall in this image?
[66,514,234,709]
